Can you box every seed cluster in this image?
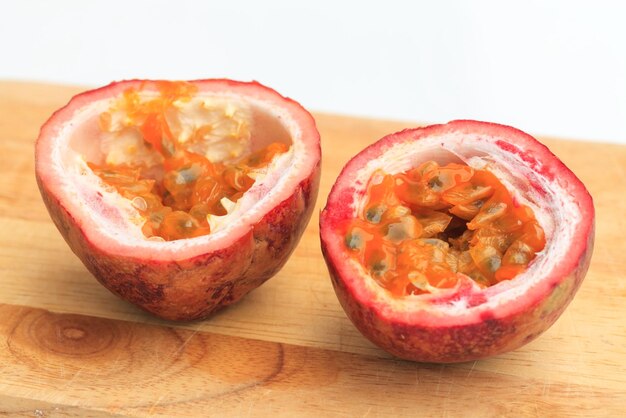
[89,81,289,241]
[345,161,546,296]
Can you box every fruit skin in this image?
[320,120,594,363]
[36,79,320,321]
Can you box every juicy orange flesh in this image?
[89,81,289,241]
[344,161,546,296]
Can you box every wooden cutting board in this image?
[0,81,624,417]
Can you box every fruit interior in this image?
[76,81,292,241]
[344,161,546,296]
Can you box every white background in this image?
[1,0,625,144]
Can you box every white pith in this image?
[45,89,311,259]
[100,94,255,165]
[345,132,580,318]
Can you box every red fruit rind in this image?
[36,79,321,321]
[320,120,594,363]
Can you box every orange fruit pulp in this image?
[89,81,289,241]
[344,161,546,296]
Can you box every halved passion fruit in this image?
[320,121,594,363]
[36,79,320,321]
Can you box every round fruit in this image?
[36,79,320,321]
[320,120,594,363]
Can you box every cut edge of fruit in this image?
[320,121,594,327]
[36,79,321,260]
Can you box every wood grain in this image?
[0,81,625,417]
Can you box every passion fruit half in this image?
[320,120,594,363]
[36,79,320,321]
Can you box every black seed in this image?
[366,206,384,224]
[386,223,407,242]
[371,260,387,275]
[345,231,363,250]
[487,202,506,213]
[473,199,485,209]
[486,256,502,272]
[177,167,198,184]
[421,238,448,249]
[162,137,176,156]
[428,176,443,190]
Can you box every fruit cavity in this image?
[344,161,546,296]
[87,81,289,241]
